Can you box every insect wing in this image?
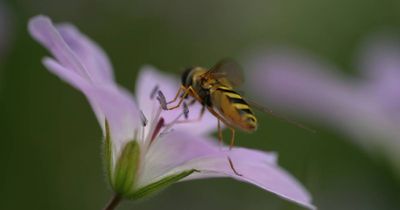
[207,59,245,87]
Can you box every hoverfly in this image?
[160,59,313,148]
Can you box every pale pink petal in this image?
[138,131,314,209]
[137,131,221,186]
[135,66,218,135]
[84,85,139,145]
[29,16,89,80]
[43,58,101,118]
[56,23,115,84]
[138,131,276,186]
[29,15,139,144]
[28,15,114,84]
[43,58,139,145]
[139,130,276,185]
[180,156,315,210]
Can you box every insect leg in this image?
[218,119,223,144]
[167,86,185,104]
[229,127,236,150]
[227,156,242,176]
[167,86,196,110]
[206,107,233,146]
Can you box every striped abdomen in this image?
[210,86,257,132]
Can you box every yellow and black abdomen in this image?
[210,86,257,132]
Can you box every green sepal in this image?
[113,140,141,195]
[127,169,198,200]
[104,120,114,186]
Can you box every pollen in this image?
[156,90,168,110]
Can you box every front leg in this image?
[167,86,184,104]
[167,86,197,110]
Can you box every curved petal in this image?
[180,154,315,210]
[29,16,89,80]
[28,15,114,84]
[56,23,115,84]
[136,131,220,187]
[29,15,139,146]
[43,58,139,147]
[137,132,314,209]
[135,66,218,135]
[137,130,276,186]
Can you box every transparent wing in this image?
[207,59,244,87]
[246,98,316,133]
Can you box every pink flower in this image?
[29,15,316,210]
[245,34,400,172]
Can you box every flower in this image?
[29,15,316,210]
[244,33,400,173]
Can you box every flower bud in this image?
[113,140,140,195]
[104,121,141,196]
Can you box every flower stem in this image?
[103,194,122,210]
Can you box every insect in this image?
[160,59,313,148]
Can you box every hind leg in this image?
[218,119,223,144]
[229,127,236,150]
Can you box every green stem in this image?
[102,194,122,210]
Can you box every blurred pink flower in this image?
[29,15,315,209]
[245,34,400,172]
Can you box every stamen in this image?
[159,128,174,138]
[157,90,168,110]
[227,156,242,176]
[140,110,148,127]
[164,112,185,128]
[188,98,197,105]
[183,102,189,119]
[150,117,165,143]
[150,85,159,99]
[143,106,163,151]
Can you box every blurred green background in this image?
[1,0,400,209]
